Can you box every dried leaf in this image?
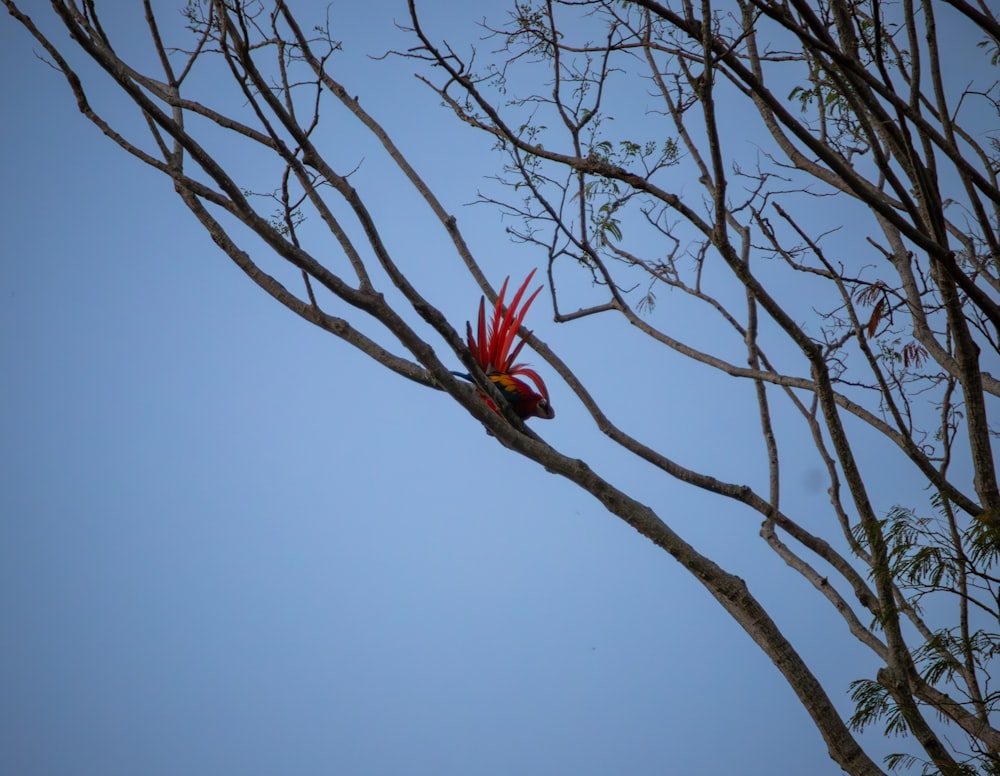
[866,298,886,338]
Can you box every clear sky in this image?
[0,2,965,775]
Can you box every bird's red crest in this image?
[465,270,554,420]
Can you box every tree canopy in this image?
[5,1,1000,773]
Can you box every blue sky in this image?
[0,2,969,774]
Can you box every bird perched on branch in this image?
[454,270,555,421]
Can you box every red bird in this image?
[456,270,555,421]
